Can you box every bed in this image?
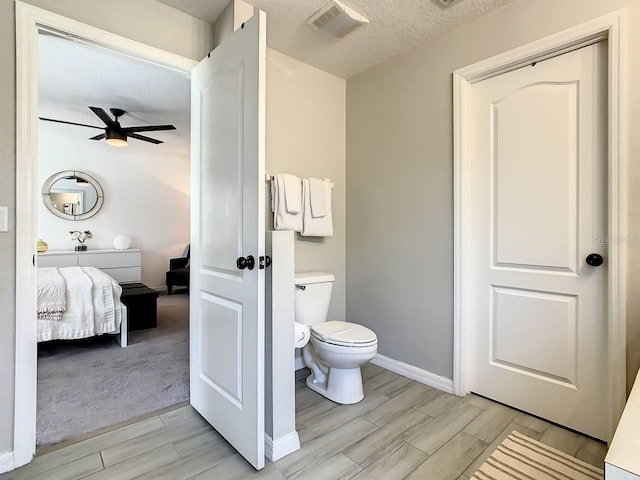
[37,266,129,347]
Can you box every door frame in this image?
[14,2,197,468]
[452,10,626,440]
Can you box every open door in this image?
[190,11,266,470]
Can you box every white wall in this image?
[266,48,347,320]
[38,123,190,289]
[347,0,640,387]
[0,0,211,456]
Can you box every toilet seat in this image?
[310,321,377,348]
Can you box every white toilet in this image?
[295,272,377,405]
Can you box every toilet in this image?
[295,272,377,405]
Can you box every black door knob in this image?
[236,255,255,270]
[585,253,604,267]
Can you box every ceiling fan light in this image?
[105,128,127,147]
[106,138,127,147]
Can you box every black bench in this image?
[120,283,159,331]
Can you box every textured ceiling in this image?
[157,0,514,78]
[38,34,191,155]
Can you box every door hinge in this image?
[259,255,271,269]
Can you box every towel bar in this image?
[265,173,334,188]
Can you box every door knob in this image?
[236,255,255,270]
[585,253,604,267]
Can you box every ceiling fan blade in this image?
[128,133,163,144]
[89,106,116,127]
[89,133,106,140]
[39,117,104,130]
[121,125,176,133]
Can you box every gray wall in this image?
[213,7,347,318]
[0,0,211,455]
[346,0,640,385]
[211,0,234,50]
[0,0,16,458]
[266,48,347,320]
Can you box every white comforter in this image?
[37,266,123,342]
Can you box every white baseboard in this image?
[371,354,454,394]
[0,450,15,475]
[265,431,300,462]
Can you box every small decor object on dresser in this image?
[113,234,131,250]
[37,239,48,252]
[69,230,93,251]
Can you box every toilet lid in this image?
[311,321,377,347]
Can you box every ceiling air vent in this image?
[436,0,465,7]
[306,0,369,38]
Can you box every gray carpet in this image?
[37,293,189,447]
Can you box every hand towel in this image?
[281,173,301,214]
[272,173,303,232]
[301,178,333,237]
[308,177,327,218]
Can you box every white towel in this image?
[308,177,327,218]
[83,267,119,335]
[37,267,67,321]
[301,178,333,237]
[281,173,301,214]
[41,266,96,341]
[37,267,123,343]
[272,173,303,232]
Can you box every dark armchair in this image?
[166,245,190,295]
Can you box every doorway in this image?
[16,3,268,471]
[15,2,197,466]
[36,27,191,448]
[453,11,626,442]
[468,41,607,439]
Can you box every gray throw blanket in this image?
[37,267,67,321]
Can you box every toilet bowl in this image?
[295,272,378,404]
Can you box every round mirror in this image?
[42,170,104,220]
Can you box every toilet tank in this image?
[294,272,335,326]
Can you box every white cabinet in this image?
[38,249,142,283]
[606,370,640,479]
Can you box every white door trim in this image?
[453,10,626,440]
[14,2,197,467]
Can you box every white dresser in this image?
[38,249,142,283]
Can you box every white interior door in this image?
[468,42,608,440]
[190,11,266,469]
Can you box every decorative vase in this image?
[37,239,48,253]
[75,244,88,251]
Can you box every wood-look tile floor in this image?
[2,364,607,480]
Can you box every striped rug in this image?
[471,431,604,480]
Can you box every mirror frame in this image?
[42,170,104,220]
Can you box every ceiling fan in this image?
[39,107,176,147]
